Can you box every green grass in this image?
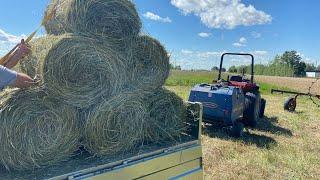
[165,70,320,179]
[165,70,292,94]
[165,70,220,87]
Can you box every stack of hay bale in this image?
[0,0,188,171]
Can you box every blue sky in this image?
[0,0,319,70]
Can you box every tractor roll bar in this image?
[218,53,255,83]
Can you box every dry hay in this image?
[44,0,141,52]
[309,78,320,95]
[83,91,148,156]
[255,75,319,94]
[144,88,187,144]
[20,35,64,78]
[130,35,170,89]
[0,88,80,170]
[41,35,127,108]
[44,0,72,35]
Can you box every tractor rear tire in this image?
[231,120,244,138]
[243,92,261,127]
[259,98,266,118]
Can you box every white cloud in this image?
[305,57,313,63]
[170,0,272,29]
[181,49,223,57]
[181,49,194,54]
[171,49,270,70]
[0,28,26,56]
[239,37,247,44]
[251,50,268,56]
[172,50,225,70]
[198,32,211,38]
[297,52,314,64]
[233,37,247,47]
[0,29,25,44]
[143,12,172,23]
[297,52,305,58]
[251,31,262,38]
[232,42,245,47]
[198,51,222,58]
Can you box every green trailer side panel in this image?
[87,145,202,180]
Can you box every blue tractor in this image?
[188,53,266,137]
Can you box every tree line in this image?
[227,51,319,77]
[170,64,181,70]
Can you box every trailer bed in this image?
[0,138,198,180]
[0,102,203,180]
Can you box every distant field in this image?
[165,70,320,179]
[166,70,319,94]
[255,75,319,94]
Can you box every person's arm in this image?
[4,39,31,69]
[0,65,36,89]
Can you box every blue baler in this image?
[188,83,245,126]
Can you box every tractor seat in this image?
[229,75,243,82]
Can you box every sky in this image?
[0,0,320,70]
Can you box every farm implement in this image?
[271,78,320,112]
[188,53,266,137]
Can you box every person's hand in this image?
[14,39,31,59]
[4,39,31,68]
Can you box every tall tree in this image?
[279,51,305,76]
[228,66,237,73]
[211,66,219,71]
[306,63,316,71]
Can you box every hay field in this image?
[166,70,320,179]
[255,75,319,94]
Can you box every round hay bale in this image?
[41,35,127,108]
[20,35,64,78]
[83,91,148,156]
[131,35,170,90]
[0,88,80,170]
[44,0,72,35]
[144,88,187,144]
[44,0,141,52]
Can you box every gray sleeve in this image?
[0,65,18,89]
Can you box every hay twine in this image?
[41,35,127,108]
[83,91,148,156]
[0,88,80,170]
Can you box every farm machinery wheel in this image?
[243,92,261,127]
[230,120,244,137]
[259,98,266,118]
[284,97,297,112]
